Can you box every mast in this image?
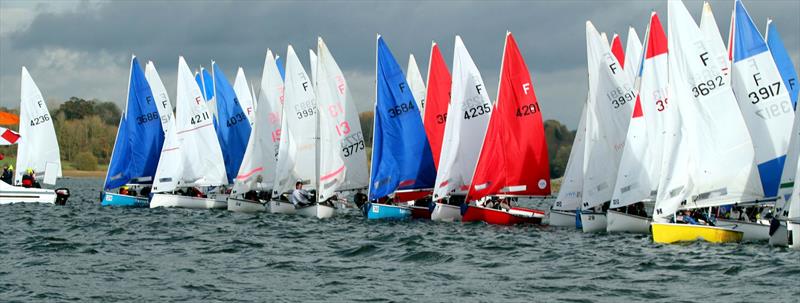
[315,40,322,203]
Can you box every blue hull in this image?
[364,203,411,220]
[101,192,149,207]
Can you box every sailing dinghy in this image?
[431,36,491,222]
[228,50,285,213]
[101,56,165,207]
[1,67,69,205]
[651,0,761,244]
[550,103,587,227]
[150,56,228,209]
[366,35,436,220]
[607,13,667,233]
[462,32,550,225]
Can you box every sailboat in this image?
[431,36,491,222]
[1,67,69,205]
[308,37,370,218]
[405,41,450,219]
[366,35,436,220]
[228,49,284,213]
[150,56,228,209]
[101,56,165,207]
[720,0,795,241]
[788,157,800,250]
[580,22,636,233]
[267,45,320,216]
[651,0,761,244]
[462,32,550,225]
[550,103,588,227]
[607,12,667,233]
[766,19,799,246]
[407,54,427,117]
[233,67,256,126]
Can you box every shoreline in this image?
[63,170,105,178]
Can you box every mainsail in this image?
[15,67,62,185]
[213,62,253,184]
[144,61,175,135]
[233,67,256,125]
[421,42,451,169]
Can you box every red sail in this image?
[421,43,452,169]
[467,32,551,201]
[610,33,626,68]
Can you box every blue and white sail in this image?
[368,35,436,201]
[195,68,214,102]
[276,55,286,81]
[212,62,253,184]
[104,56,165,190]
[766,19,798,108]
[730,0,795,198]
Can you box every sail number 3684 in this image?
[387,101,415,118]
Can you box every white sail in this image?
[406,54,427,117]
[15,67,61,185]
[581,22,635,210]
[699,1,731,84]
[233,67,256,125]
[655,0,761,221]
[553,101,588,211]
[309,49,318,86]
[273,45,318,194]
[151,119,181,192]
[624,27,643,85]
[612,12,668,209]
[730,0,795,199]
[777,106,800,217]
[144,61,175,136]
[315,37,369,196]
[173,56,227,188]
[433,36,492,200]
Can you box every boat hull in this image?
[715,218,770,242]
[462,205,544,225]
[606,209,651,234]
[651,222,743,244]
[580,212,607,233]
[431,202,461,222]
[769,222,788,246]
[296,204,335,219]
[226,197,266,213]
[364,203,411,220]
[150,193,225,209]
[791,222,800,250]
[267,200,297,214]
[410,205,431,219]
[548,209,577,227]
[101,192,149,207]
[0,185,57,205]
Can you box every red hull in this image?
[394,190,432,202]
[462,206,545,225]
[410,205,432,219]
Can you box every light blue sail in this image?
[195,68,215,101]
[368,36,436,202]
[102,57,164,206]
[766,21,799,108]
[212,62,252,183]
[276,56,286,80]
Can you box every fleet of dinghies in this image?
[2,0,798,249]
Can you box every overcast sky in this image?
[1,0,797,129]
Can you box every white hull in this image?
[606,209,651,234]
[268,200,296,214]
[226,197,266,213]
[716,218,770,242]
[790,222,800,250]
[296,204,335,219]
[769,222,788,246]
[431,202,461,222]
[150,193,226,209]
[549,209,576,227]
[580,212,607,233]
[0,186,56,204]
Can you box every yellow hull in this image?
[651,223,743,244]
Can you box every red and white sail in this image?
[581,22,635,210]
[433,36,492,200]
[611,12,669,208]
[610,33,626,69]
[467,32,550,201]
[421,42,452,169]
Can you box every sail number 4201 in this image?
[516,103,540,117]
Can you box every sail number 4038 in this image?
[516,103,540,117]
[387,101,415,118]
[30,113,50,126]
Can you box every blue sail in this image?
[767,21,799,108]
[732,0,769,63]
[195,68,215,101]
[368,36,436,201]
[212,62,252,183]
[276,56,286,80]
[104,57,165,190]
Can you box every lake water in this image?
[1,178,798,302]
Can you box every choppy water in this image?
[1,178,798,302]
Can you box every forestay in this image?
[433,36,492,200]
[15,67,62,185]
[421,42,451,170]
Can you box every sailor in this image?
[679,210,699,225]
[21,168,35,188]
[290,181,313,207]
[119,186,130,195]
[1,164,12,184]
